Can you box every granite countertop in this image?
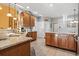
[0,36,32,50]
[46,32,77,35]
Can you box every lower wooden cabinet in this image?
[77,40,79,54]
[61,37,66,48]
[0,41,30,56]
[67,35,76,51]
[45,37,51,45]
[26,31,37,41]
[45,33,76,51]
[45,33,54,45]
[57,37,62,48]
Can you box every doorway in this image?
[52,23,58,32]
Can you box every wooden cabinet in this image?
[45,33,76,51]
[45,33,52,45]
[14,20,17,29]
[30,16,35,27]
[0,4,17,29]
[26,31,37,41]
[61,37,66,48]
[58,34,68,49]
[9,17,13,28]
[51,33,55,46]
[77,40,79,54]
[57,37,62,48]
[23,13,35,27]
[23,13,30,27]
[45,33,57,46]
[67,35,76,51]
[9,17,17,29]
[0,41,30,56]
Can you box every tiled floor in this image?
[31,37,76,56]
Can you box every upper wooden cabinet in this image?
[23,13,35,27]
[23,13,30,27]
[9,17,13,28]
[0,4,17,29]
[30,16,35,27]
[8,17,17,29]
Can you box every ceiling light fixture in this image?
[27,6,30,9]
[49,4,53,7]
[70,9,77,24]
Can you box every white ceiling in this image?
[17,3,78,17]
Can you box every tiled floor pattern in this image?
[31,38,76,56]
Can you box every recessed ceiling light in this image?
[49,4,53,7]
[27,6,30,9]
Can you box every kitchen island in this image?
[0,35,32,56]
[45,32,77,52]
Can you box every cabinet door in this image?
[46,37,51,45]
[57,34,62,48]
[77,40,79,54]
[31,16,35,27]
[51,33,55,46]
[23,13,30,27]
[58,38,62,48]
[68,35,76,51]
[14,20,17,29]
[32,32,37,40]
[45,33,52,45]
[9,17,13,28]
[54,36,58,47]
[23,14,35,27]
[62,39,66,48]
[65,35,69,49]
[61,35,67,48]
